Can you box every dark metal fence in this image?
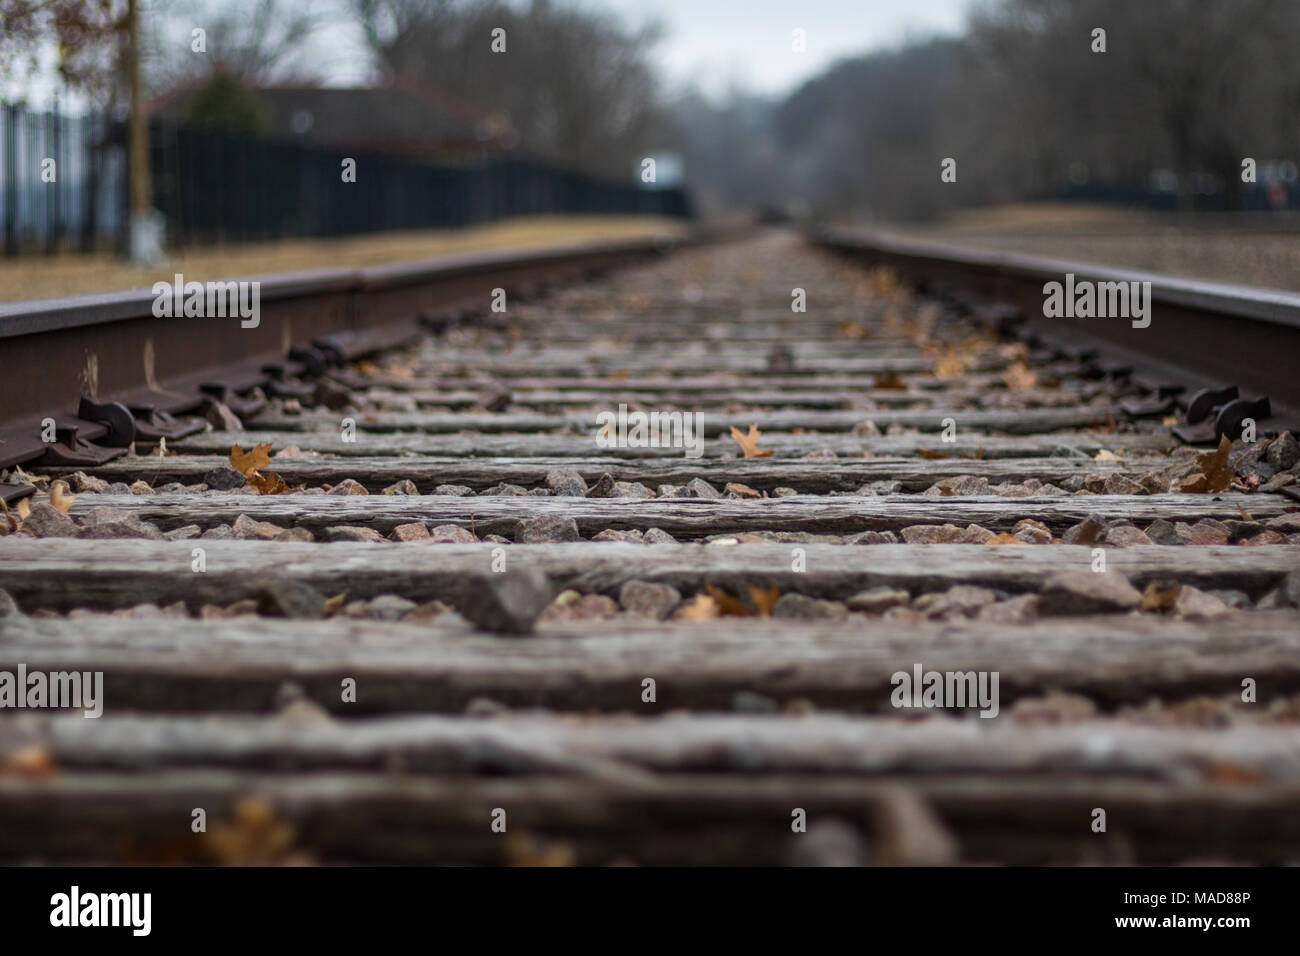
[0,101,691,257]
[148,123,692,245]
[0,101,121,255]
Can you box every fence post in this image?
[46,96,60,255]
[1,102,14,257]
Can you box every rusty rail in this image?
[811,226,1300,444]
[0,235,688,472]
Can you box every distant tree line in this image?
[349,0,666,181]
[7,0,1297,221]
[679,0,1300,219]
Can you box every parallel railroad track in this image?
[1,231,1298,866]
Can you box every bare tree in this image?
[350,0,664,179]
[964,0,1300,210]
[149,0,326,90]
[0,0,127,104]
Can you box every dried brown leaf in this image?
[247,471,298,495]
[1072,522,1101,546]
[675,593,721,620]
[204,796,298,866]
[932,349,971,378]
[503,833,576,867]
[1202,761,1264,786]
[1000,361,1037,392]
[229,443,273,478]
[729,424,773,459]
[748,585,780,618]
[1140,580,1181,613]
[0,744,56,778]
[1094,449,1124,461]
[873,372,907,390]
[985,533,1029,546]
[1196,434,1233,493]
[49,482,75,513]
[705,583,757,617]
[916,448,950,460]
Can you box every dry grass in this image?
[0,215,688,303]
[890,203,1300,292]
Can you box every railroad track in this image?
[1,231,1298,866]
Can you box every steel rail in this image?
[0,234,691,473]
[811,226,1300,442]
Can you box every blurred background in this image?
[1,0,1298,291]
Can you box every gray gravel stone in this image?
[592,529,645,543]
[456,566,555,634]
[545,469,588,497]
[586,473,617,497]
[320,526,386,543]
[1173,585,1232,618]
[913,585,997,619]
[613,481,654,498]
[0,588,22,619]
[1266,432,1299,471]
[1103,524,1153,547]
[1061,515,1107,545]
[479,483,528,496]
[1039,570,1142,615]
[844,530,899,545]
[67,472,110,493]
[772,593,848,621]
[257,580,325,618]
[732,690,779,713]
[434,484,474,496]
[1258,570,1300,609]
[788,821,869,867]
[202,467,246,490]
[1102,474,1145,495]
[684,477,721,498]
[515,514,580,543]
[327,478,368,496]
[428,524,476,543]
[77,508,166,540]
[17,503,79,538]
[1144,518,1181,545]
[618,580,681,619]
[233,514,286,540]
[846,588,910,613]
[164,524,204,541]
[975,593,1040,625]
[1208,589,1252,609]
[366,595,418,621]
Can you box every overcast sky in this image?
[304,0,970,98]
[7,0,971,109]
[597,0,968,97]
